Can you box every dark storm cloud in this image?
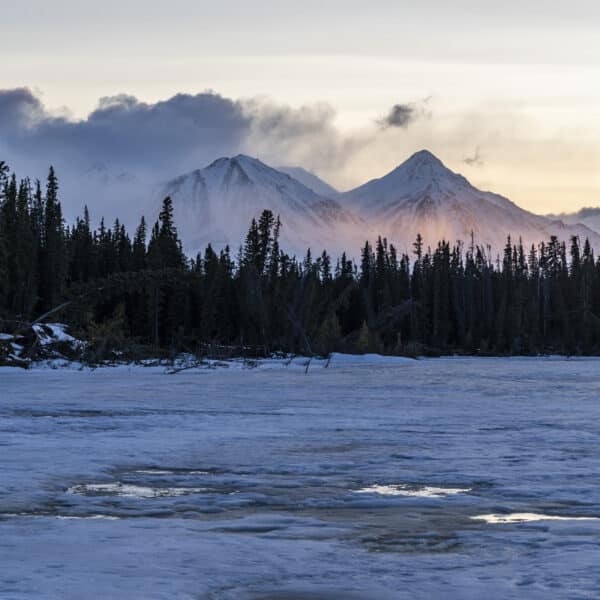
[85,92,250,166]
[0,88,373,185]
[378,98,432,130]
[380,103,416,129]
[0,87,373,224]
[0,87,376,190]
[0,88,49,131]
[246,101,335,138]
[0,88,252,177]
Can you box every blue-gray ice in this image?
[2,357,600,599]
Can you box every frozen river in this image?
[2,357,600,599]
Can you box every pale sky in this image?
[2,0,600,213]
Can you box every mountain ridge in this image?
[276,165,340,198]
[156,150,600,257]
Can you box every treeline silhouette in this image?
[2,162,600,357]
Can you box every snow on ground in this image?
[2,357,600,598]
[355,484,472,498]
[0,351,417,374]
[31,322,85,348]
[472,513,600,524]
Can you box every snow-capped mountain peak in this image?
[392,149,445,175]
[341,150,600,253]
[159,155,360,256]
[197,155,333,201]
[392,150,470,188]
[345,150,475,214]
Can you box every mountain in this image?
[341,150,600,253]
[276,166,340,198]
[546,207,600,236]
[153,150,599,259]
[159,155,360,256]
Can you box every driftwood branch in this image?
[31,301,73,326]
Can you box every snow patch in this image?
[472,513,600,524]
[32,323,83,347]
[355,484,471,498]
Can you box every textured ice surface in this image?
[2,357,600,599]
[67,482,210,498]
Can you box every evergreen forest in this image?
[2,161,600,359]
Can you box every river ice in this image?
[1,357,600,599]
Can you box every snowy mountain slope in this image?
[341,150,600,253]
[276,166,340,198]
[546,207,600,237]
[159,155,362,256]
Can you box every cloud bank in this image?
[0,88,429,181]
[0,88,430,224]
[0,88,250,179]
